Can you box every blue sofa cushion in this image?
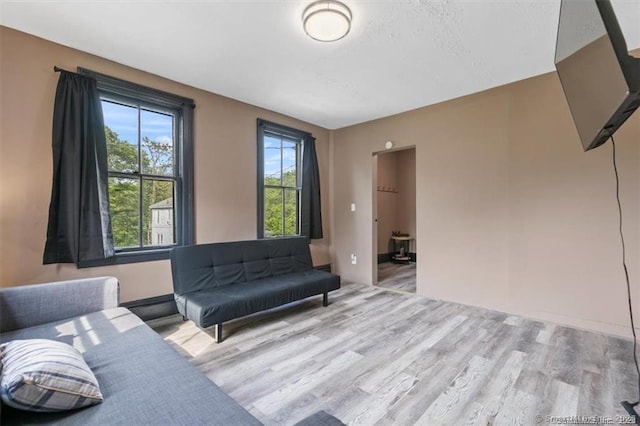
[0,308,260,426]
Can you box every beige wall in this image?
[332,72,639,338]
[0,27,332,302]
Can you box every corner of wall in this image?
[328,129,336,269]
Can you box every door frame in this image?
[372,145,416,286]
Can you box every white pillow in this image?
[0,339,103,412]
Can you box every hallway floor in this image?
[376,261,416,293]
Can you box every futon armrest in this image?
[0,276,119,332]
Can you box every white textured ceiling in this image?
[1,0,639,129]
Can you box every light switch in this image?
[350,203,356,212]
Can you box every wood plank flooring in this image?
[149,282,638,426]
[377,262,416,293]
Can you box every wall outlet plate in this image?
[350,254,357,264]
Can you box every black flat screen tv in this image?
[555,0,640,151]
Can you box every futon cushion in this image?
[176,269,340,328]
[171,237,314,295]
[0,339,103,412]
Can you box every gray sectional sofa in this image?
[171,237,341,342]
[0,277,261,425]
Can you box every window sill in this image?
[78,248,172,268]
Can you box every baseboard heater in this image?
[121,294,178,322]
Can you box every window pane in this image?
[108,177,140,248]
[142,179,175,247]
[264,187,283,237]
[141,109,174,176]
[282,140,297,187]
[102,100,139,173]
[284,188,298,236]
[264,135,281,185]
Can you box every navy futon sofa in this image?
[170,237,340,342]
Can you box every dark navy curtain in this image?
[43,70,114,264]
[300,135,323,239]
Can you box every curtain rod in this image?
[53,66,74,73]
[53,66,196,109]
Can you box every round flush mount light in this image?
[385,141,394,150]
[303,0,352,42]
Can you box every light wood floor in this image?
[377,262,416,293]
[149,282,638,426]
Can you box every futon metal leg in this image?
[323,292,328,307]
[182,315,187,322]
[214,323,222,343]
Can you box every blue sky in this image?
[264,135,297,178]
[102,100,173,146]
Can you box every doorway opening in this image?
[372,146,416,293]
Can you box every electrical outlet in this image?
[350,254,357,265]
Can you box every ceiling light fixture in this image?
[302,0,352,42]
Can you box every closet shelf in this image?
[376,186,398,193]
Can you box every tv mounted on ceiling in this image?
[555,0,640,151]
